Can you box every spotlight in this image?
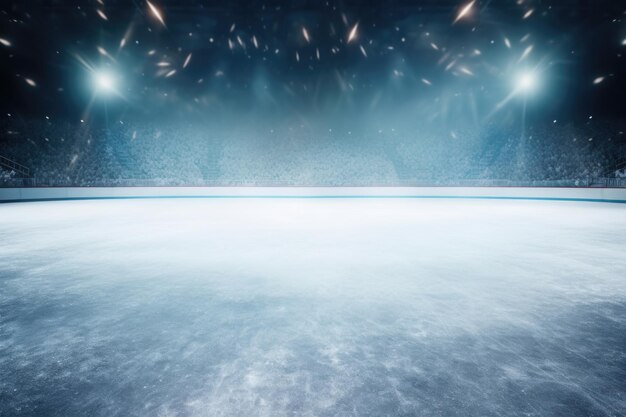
[93,71,117,95]
[516,71,537,94]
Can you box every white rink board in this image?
[1,186,626,203]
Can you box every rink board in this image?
[1,186,626,203]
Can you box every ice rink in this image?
[1,197,625,417]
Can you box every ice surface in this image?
[1,198,625,417]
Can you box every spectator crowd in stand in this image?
[1,116,625,187]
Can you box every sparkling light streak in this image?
[518,45,534,62]
[146,1,166,28]
[453,1,476,24]
[183,53,192,69]
[347,22,359,44]
[458,66,474,76]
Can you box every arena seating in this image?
[1,117,624,187]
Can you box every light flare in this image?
[518,45,533,62]
[97,9,108,21]
[146,1,166,28]
[183,53,192,68]
[453,1,476,24]
[347,22,359,43]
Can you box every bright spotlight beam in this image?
[486,70,541,120]
[516,71,537,93]
[92,70,119,96]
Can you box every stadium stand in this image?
[1,117,625,187]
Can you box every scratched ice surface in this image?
[1,198,625,417]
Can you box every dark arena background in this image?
[1,1,626,416]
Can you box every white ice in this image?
[1,198,625,417]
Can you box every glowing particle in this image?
[504,37,511,48]
[165,69,176,77]
[518,45,533,62]
[523,9,534,19]
[458,66,474,76]
[422,78,432,86]
[146,1,166,28]
[593,76,605,85]
[453,0,476,24]
[25,78,37,87]
[302,27,310,43]
[183,53,192,68]
[97,9,108,21]
[347,22,359,43]
[0,38,11,47]
[96,46,112,59]
[359,45,367,57]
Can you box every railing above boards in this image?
[2,177,626,188]
[0,155,30,177]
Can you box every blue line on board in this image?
[2,195,626,204]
